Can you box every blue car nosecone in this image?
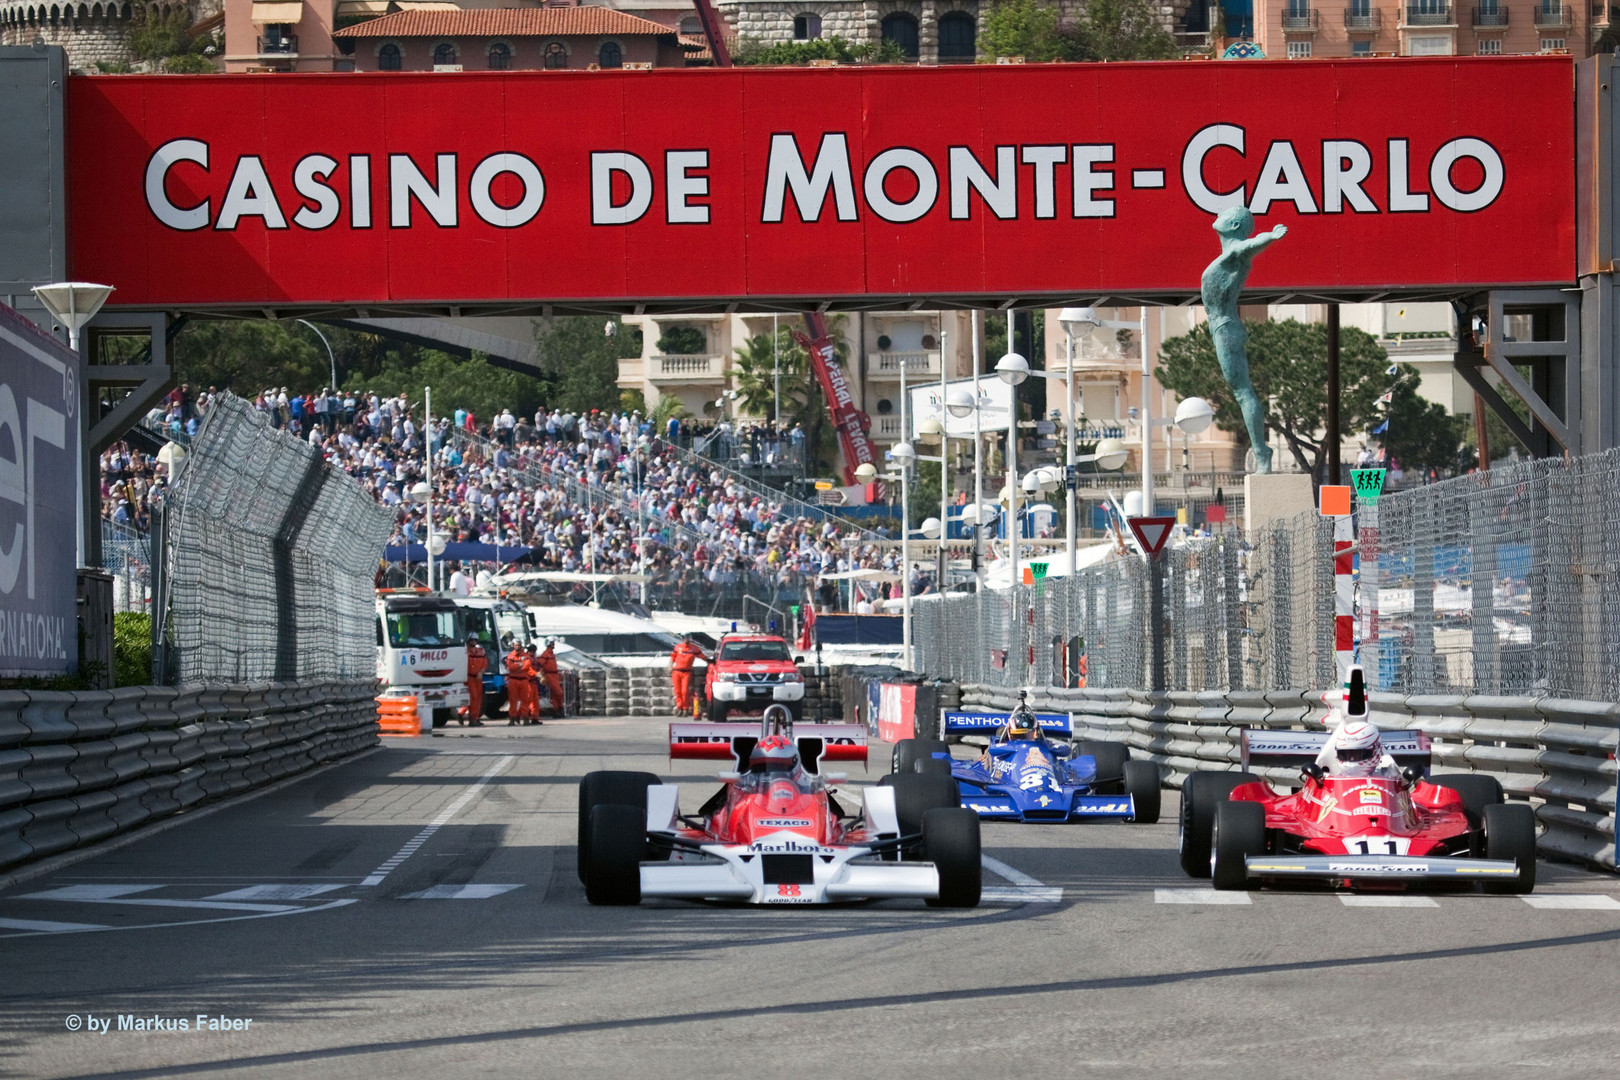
[947,741,1136,823]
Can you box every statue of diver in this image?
[1200,207,1287,474]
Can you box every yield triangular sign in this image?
[1127,516,1176,558]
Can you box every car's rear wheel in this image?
[482,690,507,719]
[1179,771,1260,878]
[578,771,659,883]
[890,772,961,839]
[1211,800,1265,891]
[1124,759,1162,824]
[893,738,950,776]
[1483,802,1538,895]
[1074,741,1130,793]
[583,804,644,906]
[922,808,981,908]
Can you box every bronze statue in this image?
[1200,207,1286,474]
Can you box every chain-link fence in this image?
[101,520,152,613]
[916,448,1620,702]
[158,394,393,684]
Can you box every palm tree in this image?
[731,329,809,421]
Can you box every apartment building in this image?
[617,309,979,438]
[1252,0,1605,57]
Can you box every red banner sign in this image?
[66,60,1574,309]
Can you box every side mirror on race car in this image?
[823,771,848,782]
[1300,762,1326,783]
[1401,764,1425,786]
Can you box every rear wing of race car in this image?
[668,723,868,773]
[1240,729,1432,772]
[940,711,1073,736]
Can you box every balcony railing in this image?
[1473,4,1510,24]
[257,36,298,55]
[872,416,904,440]
[1533,4,1569,25]
[1404,3,1456,24]
[1344,8,1383,29]
[870,351,939,378]
[1281,9,1321,30]
[653,354,723,379]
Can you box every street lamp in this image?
[33,282,114,568]
[995,353,1028,589]
[855,443,917,671]
[296,319,339,393]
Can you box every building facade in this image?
[2,1,208,72]
[617,309,979,446]
[1252,0,1608,57]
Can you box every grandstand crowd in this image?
[106,385,929,613]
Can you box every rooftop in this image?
[333,7,679,38]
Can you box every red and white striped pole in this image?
[1333,515,1355,690]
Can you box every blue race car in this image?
[891,693,1161,824]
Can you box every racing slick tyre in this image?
[1211,799,1266,891]
[914,755,954,778]
[583,804,644,906]
[922,807,982,908]
[578,771,659,883]
[1074,741,1130,793]
[1123,760,1162,824]
[1180,771,1261,878]
[1432,774,1505,821]
[893,738,950,776]
[1482,802,1538,895]
[890,772,962,840]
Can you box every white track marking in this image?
[981,886,1064,904]
[979,855,1064,903]
[1154,888,1253,905]
[18,895,298,913]
[21,884,162,900]
[1520,894,1620,909]
[400,884,523,900]
[205,885,345,901]
[1339,895,1440,908]
[979,855,1044,887]
[0,916,110,933]
[0,898,357,939]
[359,754,514,887]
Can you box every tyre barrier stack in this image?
[800,669,844,723]
[0,680,380,871]
[576,669,607,716]
[954,683,1620,873]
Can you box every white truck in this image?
[375,590,469,724]
[453,595,532,719]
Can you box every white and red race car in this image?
[578,707,981,906]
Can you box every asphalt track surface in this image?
[3,717,1620,1080]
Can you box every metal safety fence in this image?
[159,394,394,684]
[916,448,1620,703]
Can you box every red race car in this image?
[1180,671,1536,894]
[578,706,981,907]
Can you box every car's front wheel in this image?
[1482,802,1537,895]
[1179,771,1260,879]
[922,808,981,908]
[1124,759,1161,824]
[1211,800,1265,891]
[583,804,644,906]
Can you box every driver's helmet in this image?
[749,734,799,776]
[1004,708,1039,741]
[1330,719,1383,775]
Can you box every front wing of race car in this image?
[1243,854,1521,882]
[638,781,941,904]
[640,841,940,904]
[956,784,1136,823]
